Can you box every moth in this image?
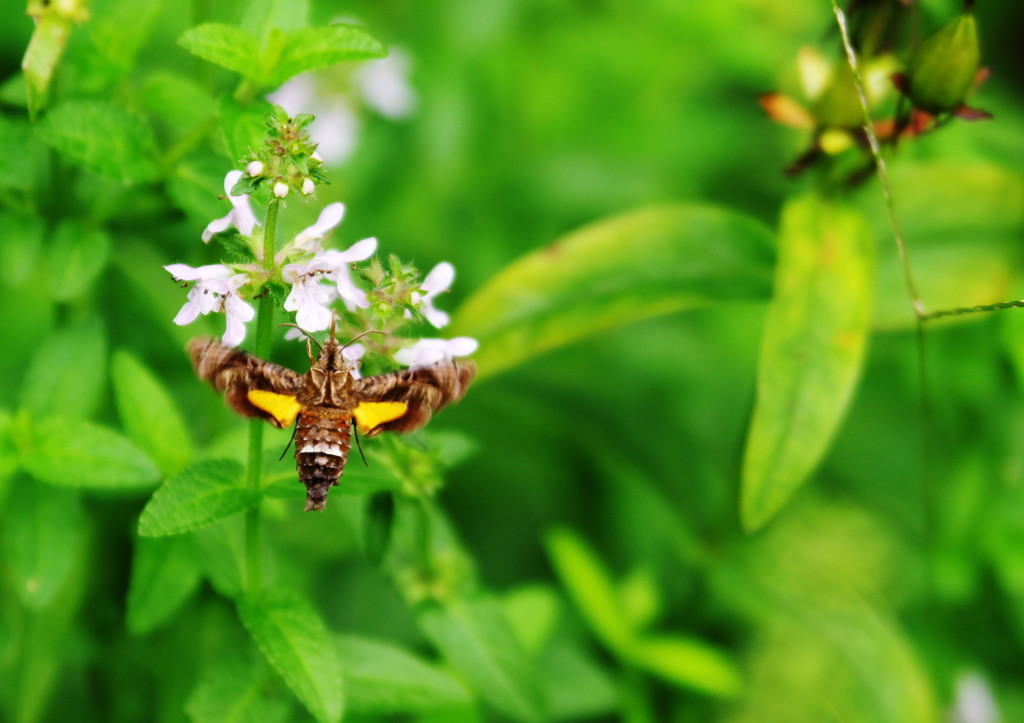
[187,328,476,511]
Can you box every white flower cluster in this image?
[165,170,477,369]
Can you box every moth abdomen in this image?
[295,408,353,512]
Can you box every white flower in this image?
[246,160,264,177]
[283,258,335,332]
[354,48,417,119]
[273,181,289,198]
[411,262,454,328]
[322,237,377,310]
[292,202,345,253]
[302,178,316,195]
[202,171,259,242]
[394,337,478,369]
[165,263,255,346]
[342,343,365,379]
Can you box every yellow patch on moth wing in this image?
[353,401,408,434]
[247,389,303,428]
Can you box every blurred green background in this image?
[2,0,1024,720]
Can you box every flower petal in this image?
[334,236,377,263]
[420,262,454,295]
[293,202,345,250]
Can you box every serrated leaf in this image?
[22,15,74,117]
[186,655,291,723]
[238,595,344,723]
[20,317,107,420]
[629,634,741,697]
[337,634,469,714]
[46,222,111,301]
[2,479,85,609]
[36,100,159,183]
[450,204,774,379]
[138,459,251,537]
[19,418,160,491]
[266,25,387,86]
[741,194,873,531]
[178,24,261,81]
[125,535,201,635]
[419,596,545,722]
[545,527,633,654]
[111,350,194,475]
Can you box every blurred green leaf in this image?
[535,641,618,721]
[87,0,162,70]
[238,594,344,723]
[178,24,260,81]
[21,13,74,118]
[419,596,546,723]
[190,518,246,599]
[545,527,633,653]
[240,0,310,41]
[450,204,774,378]
[619,567,661,633]
[19,417,160,491]
[265,26,387,87]
[125,535,202,635]
[2,479,84,609]
[36,100,159,183]
[138,459,251,537]
[501,585,561,655]
[185,655,291,723]
[0,117,46,191]
[336,634,470,715]
[47,222,111,302]
[111,350,194,476]
[629,634,741,697]
[741,194,874,531]
[19,317,107,421]
[140,72,216,134]
[0,213,43,285]
[219,96,276,163]
[362,492,394,566]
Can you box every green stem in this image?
[244,199,281,599]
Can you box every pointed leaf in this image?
[36,100,159,183]
[138,459,251,537]
[2,479,85,609]
[267,25,387,86]
[450,204,774,379]
[111,350,194,476]
[178,24,261,81]
[20,317,107,421]
[741,194,874,531]
[336,634,469,714]
[238,595,344,723]
[19,418,161,491]
[629,634,741,697]
[419,596,545,722]
[126,536,202,635]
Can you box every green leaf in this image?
[138,459,252,537]
[419,596,545,722]
[46,222,111,302]
[2,479,85,609]
[87,0,162,70]
[0,117,46,191]
[545,527,633,654]
[19,417,160,491]
[629,634,742,697]
[238,594,344,723]
[741,194,874,531]
[186,655,291,723]
[20,317,107,421]
[36,100,159,183]
[219,96,276,163]
[266,25,388,87]
[240,0,310,43]
[0,212,44,286]
[111,350,194,476]
[125,536,202,635]
[22,14,74,118]
[178,24,261,81]
[450,204,774,379]
[140,72,216,134]
[337,634,469,714]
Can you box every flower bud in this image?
[905,11,981,113]
[301,177,315,195]
[273,181,290,198]
[246,160,264,177]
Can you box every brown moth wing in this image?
[354,360,477,436]
[187,337,305,427]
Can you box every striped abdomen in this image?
[295,407,352,511]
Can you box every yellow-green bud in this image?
[906,11,981,113]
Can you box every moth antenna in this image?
[343,329,385,351]
[278,323,323,358]
[353,422,368,467]
[279,422,298,461]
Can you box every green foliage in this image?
[2,0,1023,721]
